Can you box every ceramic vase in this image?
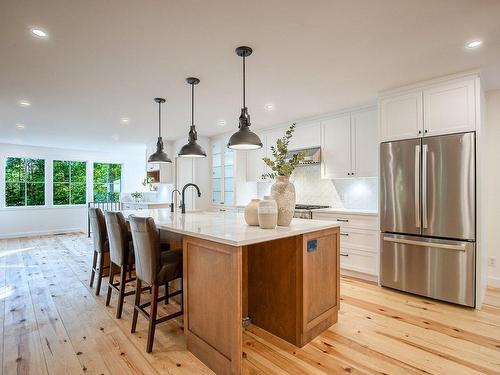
[244,198,260,226]
[257,196,278,229]
[271,176,295,226]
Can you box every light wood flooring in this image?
[0,233,499,374]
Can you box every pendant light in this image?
[178,77,207,158]
[227,46,263,150]
[148,97,172,163]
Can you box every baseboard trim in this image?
[488,275,500,289]
[0,228,85,239]
[340,268,378,283]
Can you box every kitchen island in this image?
[122,209,340,375]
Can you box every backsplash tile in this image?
[257,165,378,210]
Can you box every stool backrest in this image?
[129,216,161,285]
[104,211,131,266]
[89,207,107,253]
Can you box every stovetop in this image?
[295,204,330,210]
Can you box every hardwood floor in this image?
[1,233,499,374]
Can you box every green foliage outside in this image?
[5,157,45,206]
[262,123,307,179]
[93,163,122,203]
[53,160,87,205]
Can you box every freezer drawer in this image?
[380,234,475,307]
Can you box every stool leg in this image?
[116,265,127,319]
[89,250,98,287]
[164,282,169,305]
[146,284,159,353]
[95,251,105,296]
[131,278,142,333]
[105,263,116,306]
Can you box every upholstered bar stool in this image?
[88,207,110,296]
[129,216,183,353]
[104,211,147,318]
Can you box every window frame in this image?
[210,138,236,207]
[92,162,123,203]
[52,160,88,206]
[4,157,46,208]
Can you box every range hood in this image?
[286,147,321,166]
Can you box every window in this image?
[93,163,122,202]
[211,141,234,205]
[53,160,87,205]
[5,157,45,206]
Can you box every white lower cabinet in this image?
[312,211,379,280]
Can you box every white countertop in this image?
[314,207,378,216]
[121,209,340,246]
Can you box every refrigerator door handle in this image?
[415,145,420,228]
[383,236,467,252]
[422,144,428,229]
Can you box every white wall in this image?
[0,143,146,238]
[485,89,500,287]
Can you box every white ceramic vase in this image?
[257,196,278,229]
[244,198,260,226]
[271,176,295,227]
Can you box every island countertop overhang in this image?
[121,209,340,246]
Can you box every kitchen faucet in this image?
[181,183,201,214]
[170,189,181,212]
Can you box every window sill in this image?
[0,205,87,211]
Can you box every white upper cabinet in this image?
[321,114,352,179]
[288,122,321,150]
[379,91,423,141]
[423,79,476,136]
[379,74,478,142]
[352,108,378,177]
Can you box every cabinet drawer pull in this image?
[340,253,349,257]
[336,218,349,222]
[340,232,349,236]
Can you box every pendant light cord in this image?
[191,83,195,126]
[158,101,162,137]
[242,54,246,108]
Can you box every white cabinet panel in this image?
[423,79,476,136]
[380,91,423,141]
[289,122,321,150]
[245,131,267,182]
[321,114,351,179]
[352,109,378,177]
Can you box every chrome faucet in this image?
[181,183,201,214]
[171,189,181,212]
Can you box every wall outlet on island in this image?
[489,257,496,267]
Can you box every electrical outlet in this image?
[488,257,496,267]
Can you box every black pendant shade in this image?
[179,77,207,158]
[148,98,172,163]
[227,46,263,150]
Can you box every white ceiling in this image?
[1,0,500,151]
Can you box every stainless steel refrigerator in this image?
[380,132,476,307]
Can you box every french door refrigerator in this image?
[380,132,476,307]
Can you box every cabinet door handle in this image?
[336,218,349,222]
[340,253,349,257]
[340,232,349,236]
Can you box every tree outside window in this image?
[5,157,45,206]
[93,163,122,202]
[53,160,87,205]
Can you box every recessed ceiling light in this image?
[31,28,48,38]
[18,100,31,107]
[465,40,482,49]
[218,120,227,126]
[16,123,25,129]
[265,103,274,111]
[120,117,130,124]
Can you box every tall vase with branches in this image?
[262,123,306,226]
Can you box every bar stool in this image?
[88,207,110,296]
[129,216,183,353]
[104,211,144,318]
